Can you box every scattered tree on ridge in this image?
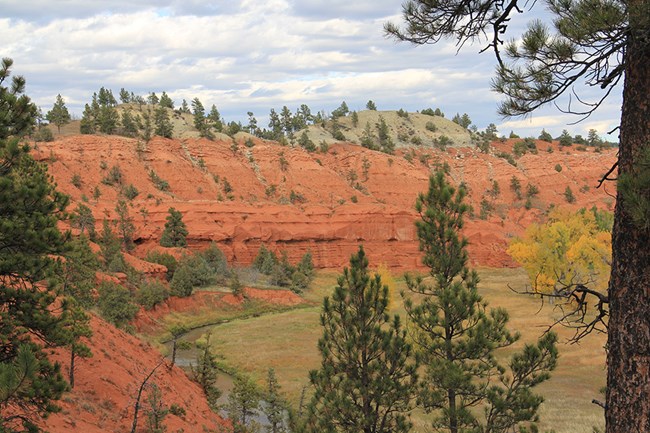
[306,246,417,433]
[160,207,188,247]
[45,93,71,133]
[404,171,558,433]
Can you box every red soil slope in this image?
[34,135,616,269]
[44,316,227,433]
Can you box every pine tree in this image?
[160,207,188,247]
[119,87,130,104]
[191,332,221,409]
[99,219,125,272]
[192,97,206,131]
[558,129,573,147]
[263,369,288,433]
[0,59,70,432]
[115,199,135,251]
[0,58,37,138]
[71,203,96,237]
[45,94,71,133]
[154,105,174,138]
[227,376,261,433]
[207,104,223,133]
[306,246,417,433]
[404,171,558,433]
[159,91,174,109]
[60,234,100,308]
[179,99,190,114]
[61,301,92,388]
[121,109,139,137]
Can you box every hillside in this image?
[43,315,227,433]
[34,129,616,269]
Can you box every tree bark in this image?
[606,1,650,431]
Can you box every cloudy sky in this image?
[2,0,622,139]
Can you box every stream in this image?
[163,322,290,427]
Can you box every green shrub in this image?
[98,282,138,327]
[136,279,169,310]
[122,184,139,200]
[496,152,517,166]
[102,165,124,186]
[34,125,54,142]
[564,186,576,203]
[149,170,170,191]
[555,164,562,172]
[170,264,194,297]
[145,251,178,281]
[526,183,540,198]
[71,173,82,188]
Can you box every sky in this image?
[1,0,622,140]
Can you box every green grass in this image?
[150,268,606,432]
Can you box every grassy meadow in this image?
[163,268,606,433]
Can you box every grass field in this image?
[165,268,607,433]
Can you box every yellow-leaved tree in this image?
[508,207,612,297]
[374,263,396,311]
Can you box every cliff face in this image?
[35,134,616,269]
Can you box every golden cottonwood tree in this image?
[509,208,612,296]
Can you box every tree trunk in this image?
[69,350,75,389]
[606,1,650,431]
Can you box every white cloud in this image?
[0,0,622,140]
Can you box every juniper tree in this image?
[404,171,558,433]
[45,94,71,133]
[160,207,188,247]
[306,246,417,433]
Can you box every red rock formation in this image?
[36,135,616,270]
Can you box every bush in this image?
[136,279,169,310]
[98,282,138,327]
[122,184,139,200]
[425,121,437,132]
[34,125,54,142]
[496,152,517,166]
[564,186,576,203]
[102,165,124,186]
[149,170,170,191]
[201,243,229,281]
[253,245,278,275]
[555,164,563,172]
[71,173,82,188]
[526,183,540,198]
[170,264,194,297]
[145,251,178,281]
